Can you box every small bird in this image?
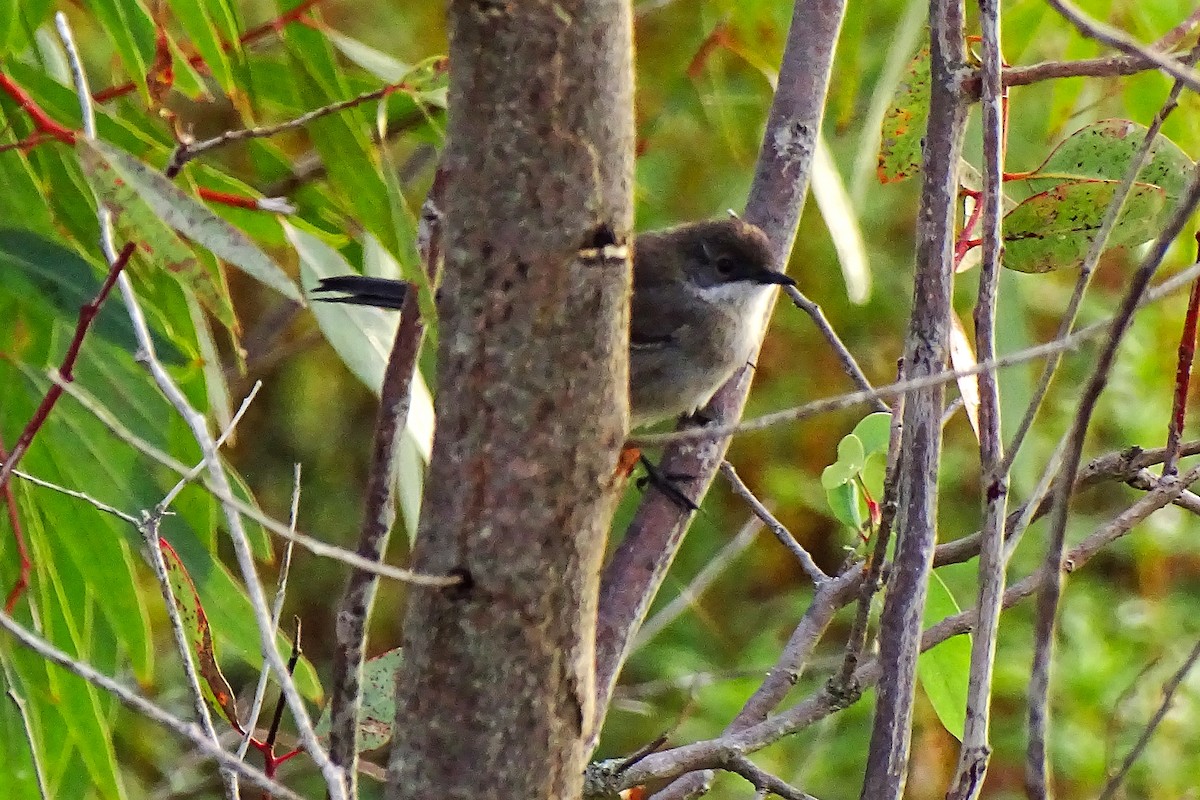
[312,218,794,429]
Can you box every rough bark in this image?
[386,2,634,799]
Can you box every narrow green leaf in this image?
[78,138,301,302]
[87,0,155,102]
[166,0,236,94]
[326,29,413,82]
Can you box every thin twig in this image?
[166,83,413,176]
[156,382,263,512]
[719,463,827,584]
[1048,0,1200,92]
[946,1,1007,796]
[781,285,885,412]
[1163,234,1200,475]
[1097,636,1200,800]
[237,464,302,762]
[328,282,424,792]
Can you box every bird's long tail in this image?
[310,275,409,309]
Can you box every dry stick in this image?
[1048,0,1200,92]
[719,462,828,584]
[633,516,764,650]
[1163,235,1200,475]
[328,284,424,793]
[1002,39,1200,469]
[237,464,302,762]
[1096,635,1200,800]
[165,82,411,177]
[1025,169,1200,800]
[859,2,967,797]
[63,21,347,797]
[594,462,1200,795]
[946,2,1006,797]
[10,468,141,525]
[592,0,848,747]
[782,285,886,412]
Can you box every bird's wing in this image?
[630,287,691,349]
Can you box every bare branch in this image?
[1097,636,1200,800]
[947,1,1006,795]
[719,462,827,585]
[1026,168,1200,798]
[237,464,302,762]
[1048,0,1200,92]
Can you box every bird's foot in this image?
[636,455,699,512]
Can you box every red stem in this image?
[0,72,76,145]
[0,434,31,613]
[1164,232,1200,475]
[92,0,326,103]
[0,243,137,495]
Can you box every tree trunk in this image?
[386,2,634,799]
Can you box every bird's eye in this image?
[715,255,735,274]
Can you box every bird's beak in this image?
[750,268,796,287]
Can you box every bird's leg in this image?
[635,454,700,512]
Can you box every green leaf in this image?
[851,412,892,458]
[1029,119,1195,216]
[316,648,402,752]
[877,38,930,184]
[158,538,242,728]
[326,29,413,82]
[76,139,239,331]
[917,572,970,740]
[824,480,864,530]
[166,0,236,95]
[0,229,139,356]
[1003,180,1166,273]
[77,138,302,302]
[88,0,155,102]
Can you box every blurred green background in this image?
[3,0,1200,797]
